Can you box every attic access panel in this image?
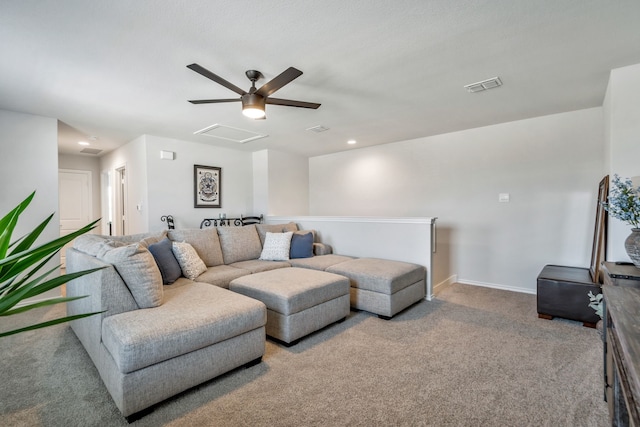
[194,124,268,143]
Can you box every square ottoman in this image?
[229,267,350,345]
[327,258,426,319]
[536,264,601,327]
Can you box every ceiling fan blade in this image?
[255,67,303,97]
[187,64,247,96]
[266,97,321,109]
[188,98,241,104]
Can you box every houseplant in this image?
[603,174,640,267]
[0,192,103,338]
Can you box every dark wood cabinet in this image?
[602,264,640,426]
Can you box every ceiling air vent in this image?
[464,77,502,93]
[194,124,268,143]
[306,125,329,133]
[80,148,103,155]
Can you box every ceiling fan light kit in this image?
[187,63,320,119]
[241,93,266,118]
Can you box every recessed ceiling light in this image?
[347,140,357,145]
[78,141,90,146]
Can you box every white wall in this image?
[252,149,309,216]
[309,108,605,293]
[100,135,149,234]
[58,153,101,226]
[603,63,640,262]
[144,135,254,231]
[252,150,269,215]
[267,150,309,215]
[0,109,60,300]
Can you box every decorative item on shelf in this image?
[603,174,640,268]
[587,291,603,319]
[160,215,175,229]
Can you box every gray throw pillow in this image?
[148,237,182,285]
[98,243,163,308]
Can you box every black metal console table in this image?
[200,215,263,229]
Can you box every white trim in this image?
[457,278,537,295]
[267,215,436,225]
[432,274,458,297]
[267,215,435,300]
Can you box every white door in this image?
[59,169,92,267]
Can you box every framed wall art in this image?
[194,165,221,208]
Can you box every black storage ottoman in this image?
[536,265,601,327]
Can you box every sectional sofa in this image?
[66,223,426,419]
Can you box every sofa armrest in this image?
[313,242,333,256]
[66,247,139,360]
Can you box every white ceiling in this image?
[2,0,640,158]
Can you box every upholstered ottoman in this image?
[229,267,350,345]
[327,258,426,319]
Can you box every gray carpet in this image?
[0,283,608,426]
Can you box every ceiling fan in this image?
[187,63,321,119]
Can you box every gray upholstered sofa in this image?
[66,223,425,419]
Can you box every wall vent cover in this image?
[306,125,329,133]
[80,148,102,155]
[194,124,268,143]
[464,77,502,93]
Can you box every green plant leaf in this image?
[0,192,103,339]
[0,311,105,338]
[0,219,100,281]
[0,267,104,314]
[0,295,89,316]
[0,192,35,260]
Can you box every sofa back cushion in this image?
[217,225,262,264]
[98,242,164,309]
[109,230,167,248]
[255,222,298,245]
[168,228,224,267]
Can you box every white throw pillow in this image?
[172,241,207,280]
[259,231,293,261]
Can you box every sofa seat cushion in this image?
[193,264,251,288]
[288,254,355,271]
[326,258,426,294]
[228,259,291,274]
[229,267,349,316]
[101,281,266,374]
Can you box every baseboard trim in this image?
[457,279,536,295]
[431,274,458,297]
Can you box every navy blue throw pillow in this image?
[148,237,182,285]
[289,232,314,259]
